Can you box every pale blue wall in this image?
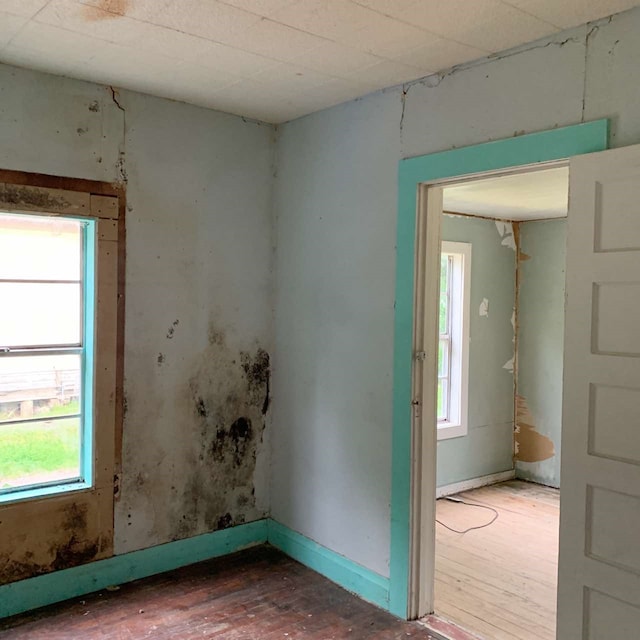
[437,215,515,487]
[516,219,567,488]
[271,8,640,577]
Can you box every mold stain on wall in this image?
[117,326,270,548]
[0,501,107,585]
[0,184,74,211]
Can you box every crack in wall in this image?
[399,84,408,133]
[405,33,583,94]
[582,16,614,123]
[109,86,127,185]
[109,85,125,112]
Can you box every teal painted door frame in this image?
[390,120,609,618]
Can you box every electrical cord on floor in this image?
[435,496,499,534]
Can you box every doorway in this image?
[393,121,640,639]
[429,167,568,639]
[388,120,608,622]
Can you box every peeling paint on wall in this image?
[502,357,514,372]
[479,298,489,316]
[495,220,516,250]
[514,219,566,486]
[515,395,555,463]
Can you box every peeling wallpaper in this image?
[515,219,567,487]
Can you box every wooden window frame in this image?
[0,169,125,582]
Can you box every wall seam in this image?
[266,122,280,521]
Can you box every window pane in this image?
[438,339,449,377]
[439,293,447,335]
[439,256,450,335]
[0,417,81,491]
[0,214,82,281]
[0,354,81,423]
[437,379,448,421]
[0,283,81,347]
[440,254,449,294]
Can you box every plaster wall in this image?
[271,8,640,577]
[515,218,567,488]
[0,64,275,577]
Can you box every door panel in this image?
[559,144,640,638]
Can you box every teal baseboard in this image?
[0,519,268,619]
[267,519,390,611]
[0,517,391,620]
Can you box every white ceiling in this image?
[0,0,638,123]
[443,166,569,220]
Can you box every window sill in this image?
[437,422,467,441]
[0,480,92,505]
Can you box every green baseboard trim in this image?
[267,519,390,611]
[1,518,392,620]
[0,519,268,620]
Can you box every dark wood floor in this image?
[0,545,437,639]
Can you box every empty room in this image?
[429,169,567,639]
[1,2,640,639]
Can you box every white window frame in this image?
[437,241,471,440]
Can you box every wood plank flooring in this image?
[433,480,559,640]
[0,545,438,640]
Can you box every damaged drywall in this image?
[514,394,556,463]
[514,219,566,486]
[495,220,517,251]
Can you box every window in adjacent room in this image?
[437,241,471,440]
[0,212,96,499]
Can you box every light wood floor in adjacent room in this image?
[434,480,559,640]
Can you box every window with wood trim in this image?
[0,181,121,512]
[437,241,471,440]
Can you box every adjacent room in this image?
[432,168,568,639]
[1,1,640,639]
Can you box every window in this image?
[437,241,471,440]
[0,213,96,499]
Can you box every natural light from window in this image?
[0,212,93,497]
[437,241,471,440]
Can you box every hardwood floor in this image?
[0,545,438,640]
[433,480,560,640]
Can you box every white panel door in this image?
[559,144,640,639]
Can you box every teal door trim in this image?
[390,120,609,618]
